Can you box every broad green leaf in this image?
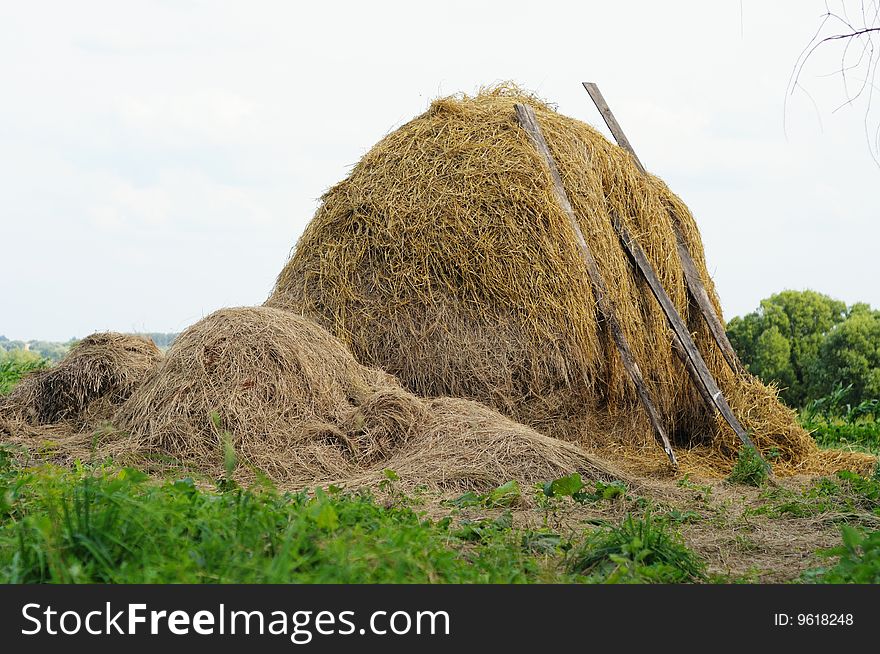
[545,473,583,498]
[313,502,339,531]
[487,480,521,507]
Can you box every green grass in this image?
[727,446,769,487]
[805,420,880,454]
[0,452,713,584]
[567,512,705,583]
[804,525,880,583]
[0,461,581,584]
[746,470,880,521]
[2,448,877,585]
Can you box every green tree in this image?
[813,309,880,404]
[727,290,847,406]
[0,348,43,366]
[750,326,793,392]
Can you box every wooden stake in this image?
[613,217,761,457]
[582,82,744,374]
[581,82,766,465]
[581,83,647,174]
[673,229,744,373]
[514,102,677,466]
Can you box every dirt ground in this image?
[410,472,880,583]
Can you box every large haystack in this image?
[115,307,622,490]
[0,332,161,427]
[266,86,871,475]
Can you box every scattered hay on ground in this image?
[349,397,625,493]
[108,307,624,492]
[113,307,416,484]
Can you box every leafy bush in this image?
[807,526,880,583]
[540,472,627,503]
[801,385,880,454]
[808,421,880,454]
[802,384,878,425]
[727,446,769,487]
[568,513,705,583]
[445,480,522,508]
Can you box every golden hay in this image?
[266,85,874,476]
[0,332,161,427]
[113,307,623,490]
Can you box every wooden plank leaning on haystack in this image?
[580,83,768,473]
[515,102,677,466]
[515,99,769,473]
[582,82,744,375]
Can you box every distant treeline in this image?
[137,333,178,349]
[0,332,178,363]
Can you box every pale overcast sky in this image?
[1,1,878,341]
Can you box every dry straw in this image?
[266,85,873,476]
[0,332,161,427]
[112,307,623,490]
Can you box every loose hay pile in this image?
[266,85,873,476]
[375,397,614,489]
[112,307,623,490]
[0,333,161,427]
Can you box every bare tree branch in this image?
[787,0,880,164]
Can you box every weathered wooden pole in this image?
[613,217,760,455]
[582,82,745,374]
[580,82,768,469]
[515,102,677,466]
